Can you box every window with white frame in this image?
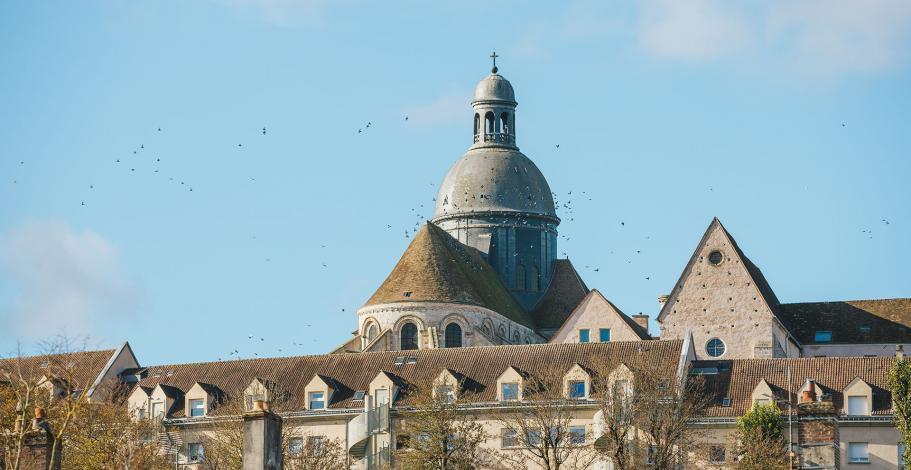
[189,398,205,417]
[188,442,204,462]
[501,429,519,448]
[288,437,303,457]
[567,380,586,399]
[847,395,868,415]
[307,436,325,455]
[436,385,455,404]
[848,442,869,463]
[569,426,586,445]
[501,382,519,401]
[151,402,164,420]
[579,329,590,343]
[308,391,325,410]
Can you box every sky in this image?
[1,0,909,365]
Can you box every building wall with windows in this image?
[549,289,650,344]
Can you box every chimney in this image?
[898,345,905,360]
[243,402,283,470]
[657,294,670,311]
[632,314,649,335]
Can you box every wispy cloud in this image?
[404,89,471,127]
[637,0,750,62]
[512,0,911,77]
[0,220,142,339]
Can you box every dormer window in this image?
[501,382,519,401]
[814,331,833,343]
[847,395,868,415]
[189,399,205,417]
[568,380,586,399]
[309,392,325,410]
[436,386,455,404]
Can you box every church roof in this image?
[432,147,557,221]
[363,222,533,329]
[529,259,590,330]
[778,298,911,344]
[473,72,516,104]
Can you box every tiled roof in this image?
[530,259,590,330]
[778,298,911,344]
[0,349,116,393]
[135,340,683,418]
[698,356,896,417]
[364,222,532,328]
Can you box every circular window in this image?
[706,338,726,357]
[708,250,724,266]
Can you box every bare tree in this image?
[395,377,489,469]
[493,366,597,470]
[284,432,348,470]
[591,356,709,470]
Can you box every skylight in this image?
[814,331,833,343]
[393,356,405,366]
[353,391,365,401]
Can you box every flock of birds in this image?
[3,117,900,362]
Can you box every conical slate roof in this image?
[364,222,533,329]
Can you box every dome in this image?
[473,73,516,104]
[432,147,557,220]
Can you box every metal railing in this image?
[473,132,515,144]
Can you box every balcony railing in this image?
[473,132,515,144]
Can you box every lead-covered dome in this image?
[473,73,516,105]
[432,147,557,220]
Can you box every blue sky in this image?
[1,0,909,364]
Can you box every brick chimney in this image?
[632,314,649,335]
[243,401,283,470]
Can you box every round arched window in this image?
[366,324,378,342]
[444,323,462,348]
[706,338,726,357]
[401,323,418,350]
[708,250,724,266]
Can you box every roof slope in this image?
[136,340,683,417]
[0,349,116,392]
[657,218,792,332]
[364,222,532,328]
[778,298,911,344]
[530,259,590,330]
[698,356,895,417]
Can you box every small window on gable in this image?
[501,382,519,401]
[814,331,832,343]
[568,380,586,399]
[599,328,611,342]
[309,391,325,410]
[579,329,590,343]
[436,385,455,404]
[189,399,205,417]
[847,395,868,416]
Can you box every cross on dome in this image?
[490,51,499,74]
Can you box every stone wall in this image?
[658,221,787,359]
